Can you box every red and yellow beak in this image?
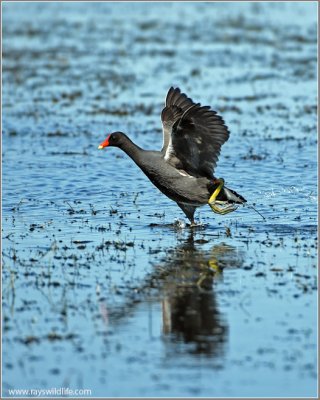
[98,135,110,150]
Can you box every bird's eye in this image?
[111,134,119,143]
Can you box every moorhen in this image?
[98,87,246,225]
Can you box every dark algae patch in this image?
[2,2,317,398]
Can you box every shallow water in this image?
[2,2,318,398]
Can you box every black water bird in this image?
[98,87,246,225]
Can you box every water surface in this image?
[2,2,317,397]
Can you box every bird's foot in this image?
[187,220,207,230]
[208,178,239,215]
[209,201,239,215]
[190,220,197,228]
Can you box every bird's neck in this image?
[120,136,145,165]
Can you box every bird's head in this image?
[98,132,125,149]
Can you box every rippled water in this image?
[2,2,317,397]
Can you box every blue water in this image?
[2,2,317,398]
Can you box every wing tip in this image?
[166,86,181,104]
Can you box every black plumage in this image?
[98,87,246,224]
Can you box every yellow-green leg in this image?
[208,178,239,215]
[209,178,225,204]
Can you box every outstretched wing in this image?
[161,87,195,153]
[161,87,230,178]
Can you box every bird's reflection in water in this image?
[99,232,245,360]
[160,234,245,357]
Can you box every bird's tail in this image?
[216,186,247,204]
[207,180,246,215]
